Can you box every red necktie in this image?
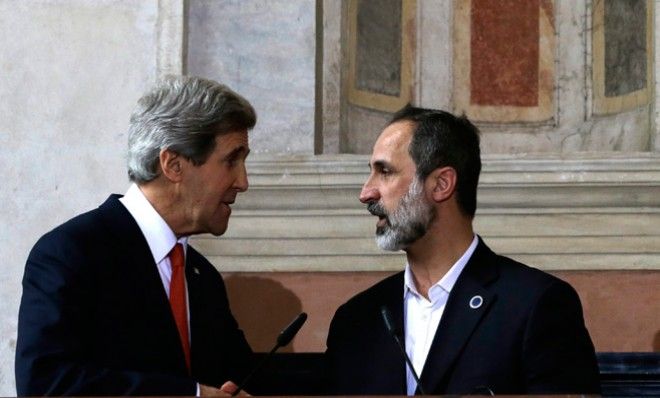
[169,243,191,372]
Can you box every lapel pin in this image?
[469,295,483,309]
[193,267,200,275]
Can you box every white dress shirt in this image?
[403,235,479,395]
[120,184,201,395]
[119,184,190,332]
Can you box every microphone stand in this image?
[381,305,426,395]
[232,312,308,396]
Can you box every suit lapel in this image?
[185,251,203,372]
[417,239,499,394]
[98,195,188,372]
[98,195,174,313]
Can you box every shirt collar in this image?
[119,183,188,264]
[404,235,479,303]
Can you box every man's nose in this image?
[235,163,249,192]
[359,182,379,204]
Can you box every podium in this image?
[252,352,660,397]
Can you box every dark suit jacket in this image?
[325,238,601,395]
[16,195,253,396]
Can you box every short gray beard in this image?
[375,178,434,251]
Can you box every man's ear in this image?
[159,148,183,182]
[426,166,457,203]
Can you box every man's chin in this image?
[375,233,404,252]
[207,222,229,236]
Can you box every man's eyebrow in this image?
[369,159,393,170]
[372,160,390,170]
[224,145,250,160]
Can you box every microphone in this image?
[276,312,307,347]
[232,312,308,396]
[380,306,426,395]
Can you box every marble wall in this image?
[187,0,317,153]
[0,1,159,394]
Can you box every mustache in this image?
[367,201,387,218]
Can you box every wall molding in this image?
[191,154,660,272]
[156,0,186,78]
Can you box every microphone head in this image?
[276,312,308,347]
[380,305,401,337]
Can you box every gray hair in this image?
[390,105,480,218]
[127,75,256,183]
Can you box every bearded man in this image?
[324,106,601,395]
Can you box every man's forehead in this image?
[380,120,415,141]
[216,129,248,143]
[214,129,250,154]
[370,121,414,161]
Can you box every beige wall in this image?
[225,270,660,353]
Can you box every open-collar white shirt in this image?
[403,235,479,395]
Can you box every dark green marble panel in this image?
[355,0,402,97]
[604,0,647,97]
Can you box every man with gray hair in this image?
[16,76,256,396]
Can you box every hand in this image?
[199,381,250,396]
[220,381,250,396]
[199,384,226,396]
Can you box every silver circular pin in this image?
[469,295,483,309]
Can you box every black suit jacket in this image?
[325,238,600,395]
[16,195,253,396]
